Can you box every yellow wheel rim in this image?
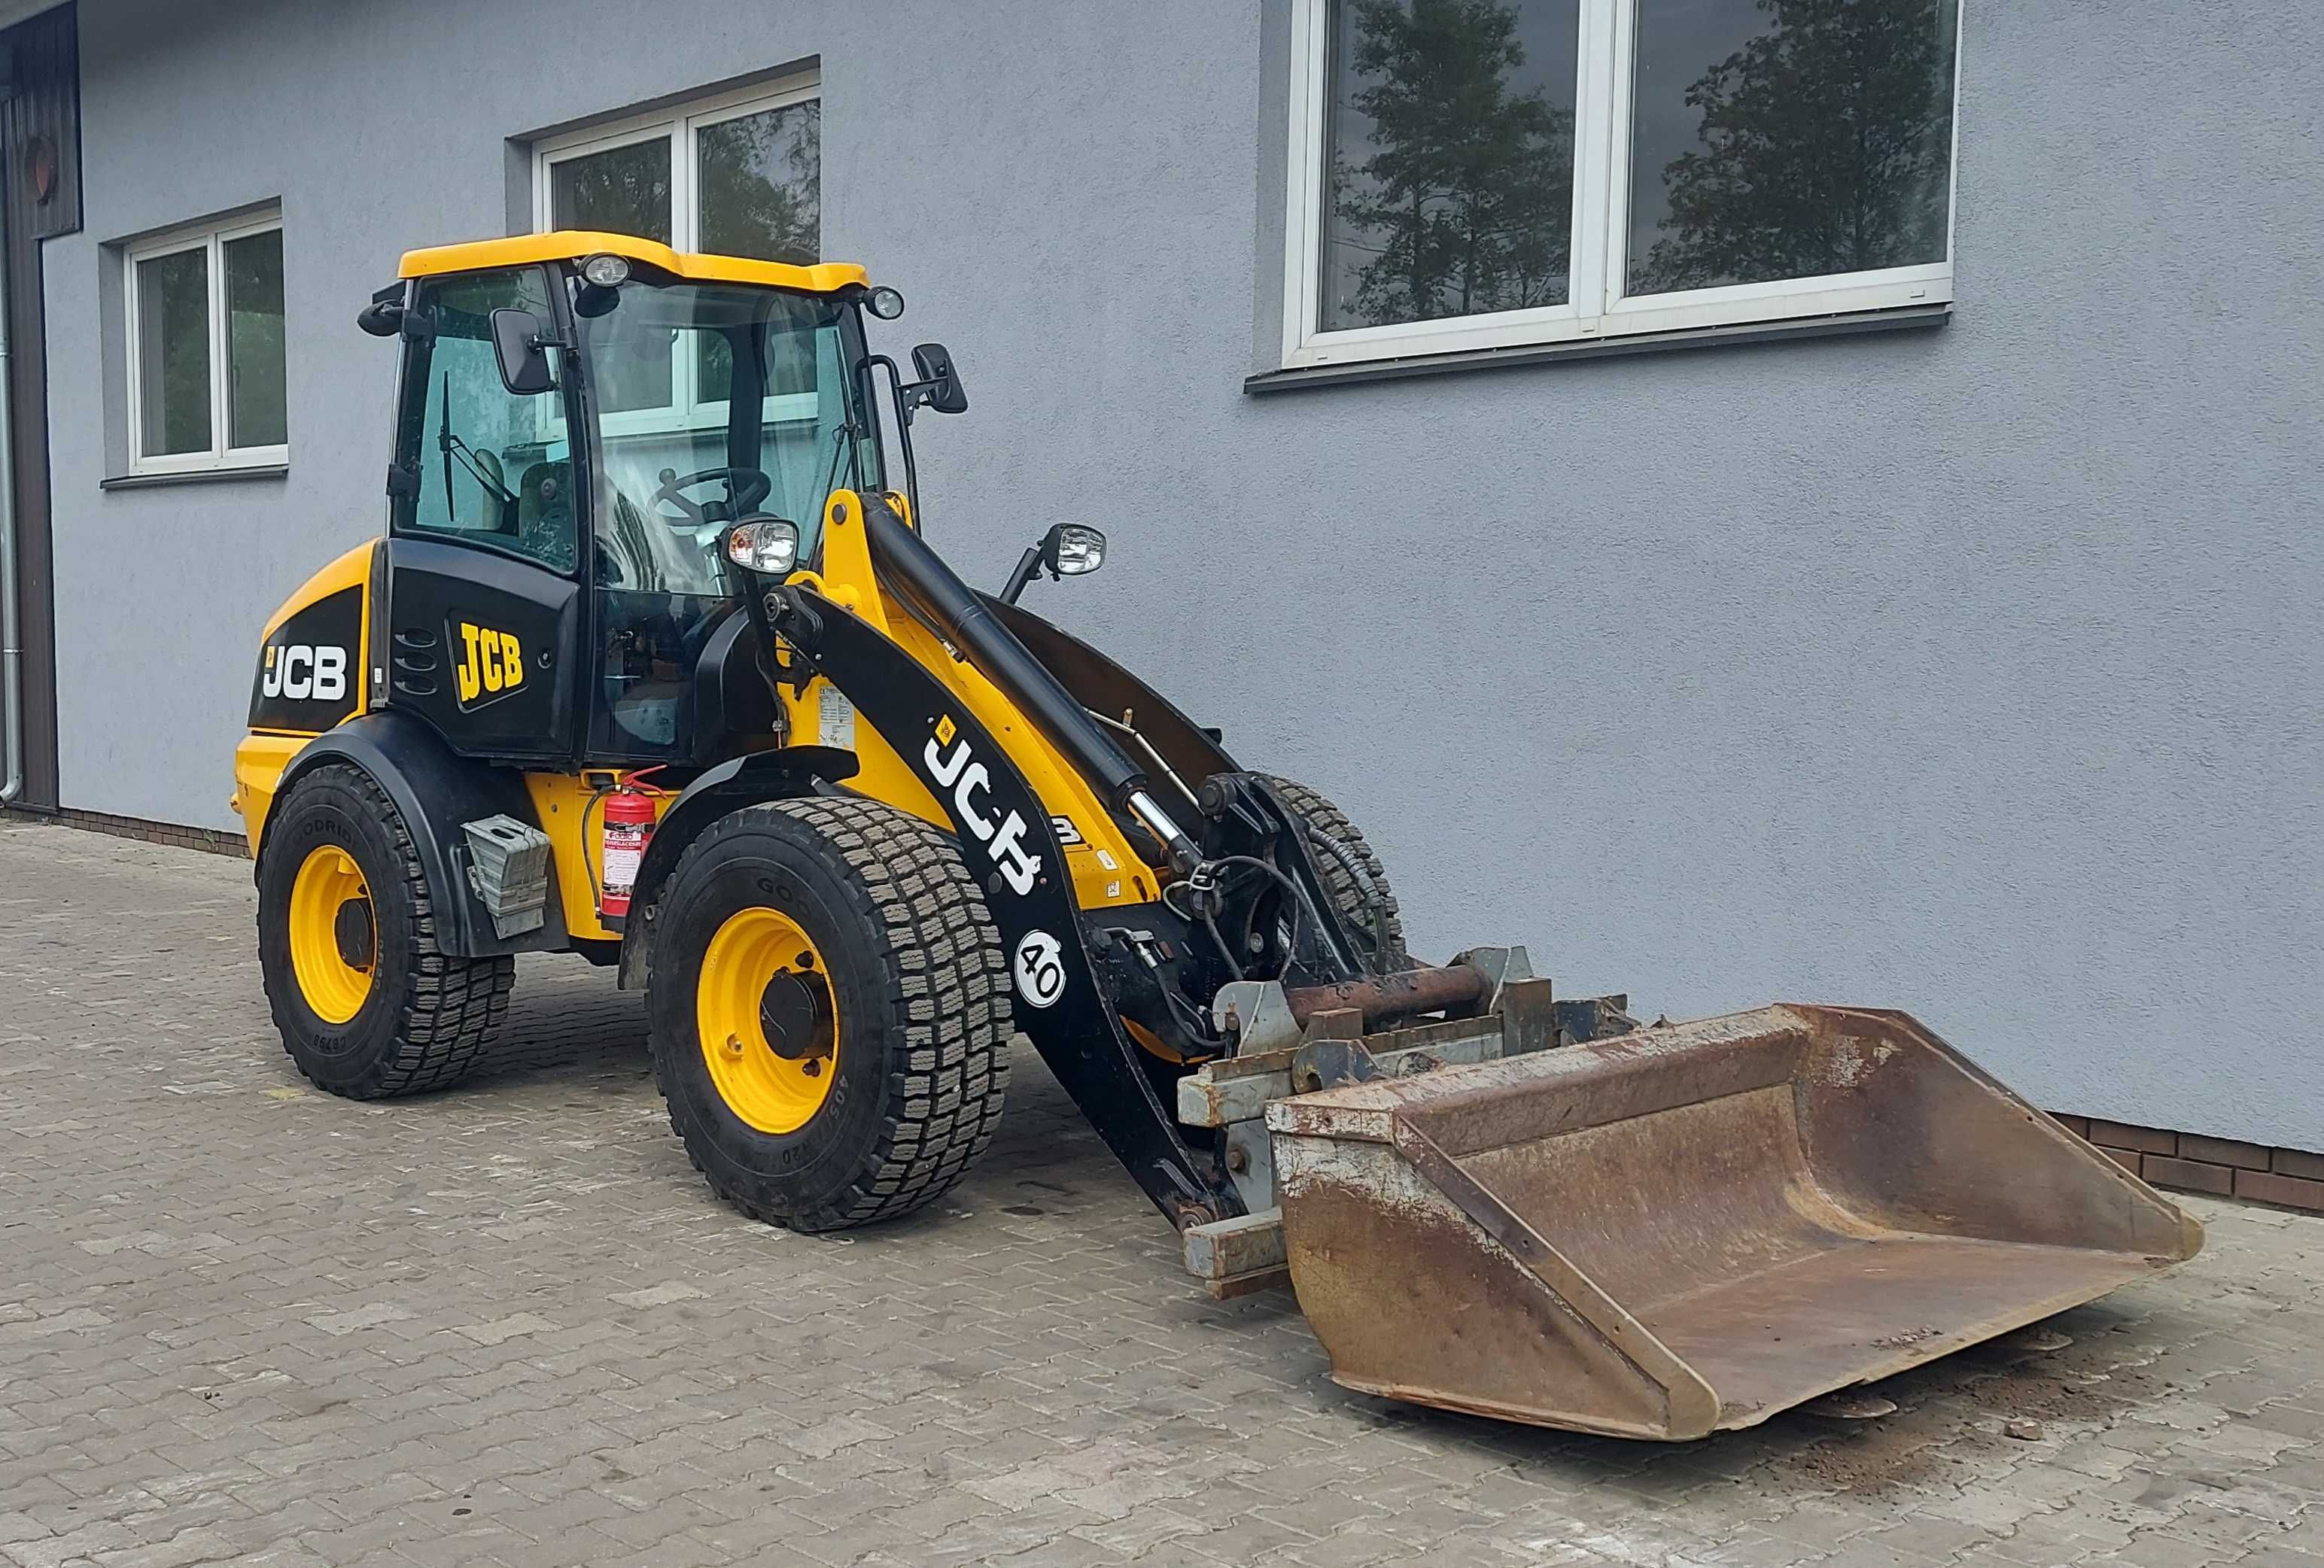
[696,907,839,1135]
[288,843,376,1025]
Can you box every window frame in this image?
[1279,0,1964,371]
[531,71,823,438]
[123,210,289,476]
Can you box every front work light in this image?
[1048,524,1106,576]
[581,253,632,288]
[866,286,906,320]
[725,518,801,576]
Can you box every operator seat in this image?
[516,460,576,573]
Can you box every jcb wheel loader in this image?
[235,232,2201,1440]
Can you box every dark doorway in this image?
[0,2,75,810]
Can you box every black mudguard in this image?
[771,587,1243,1228]
[266,710,566,959]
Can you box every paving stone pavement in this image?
[3,819,2321,1568]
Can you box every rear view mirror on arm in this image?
[903,342,967,415]
[489,308,556,396]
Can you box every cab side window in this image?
[393,267,577,574]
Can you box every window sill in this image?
[101,463,290,491]
[1245,304,1951,394]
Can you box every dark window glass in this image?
[135,248,210,456]
[549,138,674,244]
[224,228,287,449]
[575,280,869,763]
[551,139,677,411]
[1321,0,1580,331]
[1628,0,1958,296]
[400,267,576,575]
[697,102,820,264]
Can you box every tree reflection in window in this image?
[1631,0,1958,295]
[1323,0,1577,332]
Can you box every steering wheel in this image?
[649,466,774,527]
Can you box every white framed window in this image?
[533,73,822,435]
[124,211,288,474]
[1281,0,1962,370]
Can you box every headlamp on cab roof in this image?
[581,253,631,288]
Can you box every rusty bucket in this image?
[1267,1004,2204,1440]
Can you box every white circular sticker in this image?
[1012,929,1066,1009]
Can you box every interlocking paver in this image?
[3,820,2323,1567]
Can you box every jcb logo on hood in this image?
[454,622,525,707]
[262,643,348,703]
[924,715,1042,897]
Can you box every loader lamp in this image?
[1049,524,1106,576]
[725,518,801,576]
[580,253,631,288]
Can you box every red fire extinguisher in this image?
[597,768,667,922]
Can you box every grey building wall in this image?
[43,0,2324,1149]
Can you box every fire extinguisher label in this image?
[602,840,645,891]
[817,685,856,749]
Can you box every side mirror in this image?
[905,342,968,415]
[489,308,556,396]
[356,299,403,337]
[999,523,1106,604]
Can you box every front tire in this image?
[646,796,1011,1232]
[1262,773,1413,972]
[256,764,514,1098]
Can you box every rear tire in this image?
[646,796,1011,1232]
[1261,774,1412,972]
[256,764,514,1098]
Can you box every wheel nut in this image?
[723,1034,745,1058]
[801,1059,822,1077]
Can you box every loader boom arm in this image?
[764,581,1245,1227]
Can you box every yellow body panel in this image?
[521,771,679,944]
[262,539,377,640]
[232,732,314,858]
[399,231,868,295]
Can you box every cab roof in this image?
[397,230,869,293]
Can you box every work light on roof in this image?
[581,253,631,288]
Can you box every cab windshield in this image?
[573,278,880,595]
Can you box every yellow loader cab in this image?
[236,231,2199,1439]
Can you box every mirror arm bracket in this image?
[999,545,1045,606]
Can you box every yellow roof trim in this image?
[397,230,869,293]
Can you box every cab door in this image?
[382,265,584,763]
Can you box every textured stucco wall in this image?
[45,0,2324,1148]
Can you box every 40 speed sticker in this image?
[1012,929,1066,1008]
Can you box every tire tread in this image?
[651,795,1010,1231]
[259,764,513,1099]
[1260,773,1412,971]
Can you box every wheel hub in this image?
[696,907,840,1134]
[333,896,376,970]
[287,843,376,1025]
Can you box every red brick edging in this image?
[2056,1114,2324,1214]
[2,804,248,857]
